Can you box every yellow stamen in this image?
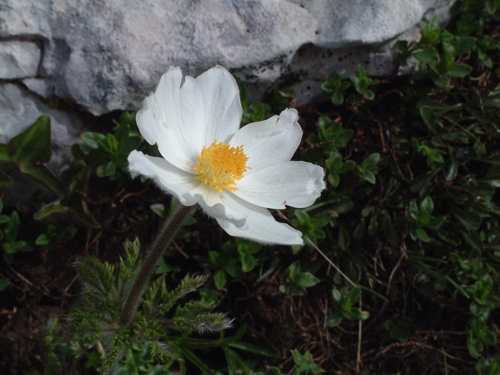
[194,140,249,193]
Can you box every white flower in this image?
[128,66,325,245]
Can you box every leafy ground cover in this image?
[1,1,500,374]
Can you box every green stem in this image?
[121,204,193,325]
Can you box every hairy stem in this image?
[121,204,193,325]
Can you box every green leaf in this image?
[445,159,458,181]
[331,91,344,105]
[361,153,380,170]
[483,91,500,107]
[346,286,361,304]
[348,307,370,321]
[34,169,99,227]
[96,161,117,177]
[332,288,342,302]
[333,130,353,148]
[155,258,175,275]
[295,272,320,288]
[328,173,339,187]
[420,106,436,126]
[9,116,52,163]
[445,63,472,78]
[4,211,20,243]
[150,203,168,218]
[468,337,483,358]
[228,341,275,357]
[70,143,89,167]
[239,251,256,273]
[4,117,64,196]
[413,48,438,63]
[420,196,434,217]
[359,170,376,184]
[462,231,484,251]
[214,270,227,289]
[416,227,431,242]
[106,134,120,155]
[453,36,476,55]
[3,240,31,254]
[0,171,12,187]
[331,198,353,214]
[20,163,65,196]
[291,350,324,374]
[453,209,481,231]
[337,160,356,173]
[327,311,343,327]
[385,320,409,342]
[294,210,310,226]
[35,234,51,246]
[0,279,8,292]
[82,132,107,149]
[362,90,375,100]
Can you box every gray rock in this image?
[0,82,82,203]
[0,83,81,177]
[0,0,452,202]
[0,0,452,116]
[0,41,41,79]
[22,77,55,99]
[295,0,449,49]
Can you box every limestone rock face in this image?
[0,41,41,79]
[0,83,81,176]
[0,0,452,194]
[0,0,451,116]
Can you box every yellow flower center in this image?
[194,140,249,193]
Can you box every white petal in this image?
[235,161,325,209]
[137,67,195,172]
[230,108,302,172]
[196,66,242,145]
[155,66,183,128]
[128,150,199,206]
[216,194,304,245]
[192,185,247,229]
[135,93,157,145]
[174,75,207,161]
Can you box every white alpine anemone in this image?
[128,66,325,245]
